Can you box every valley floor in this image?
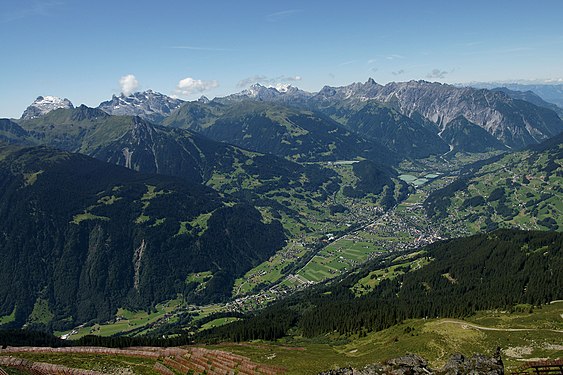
[54,152,512,341]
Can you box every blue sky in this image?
[1,0,563,117]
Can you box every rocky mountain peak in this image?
[21,95,74,120]
[197,95,210,104]
[248,84,281,99]
[97,90,185,123]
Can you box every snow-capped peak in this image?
[270,83,292,93]
[97,90,185,122]
[21,96,74,120]
[236,84,283,100]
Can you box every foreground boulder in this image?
[439,348,504,375]
[319,350,504,374]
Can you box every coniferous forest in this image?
[199,230,562,342]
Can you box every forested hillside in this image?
[167,101,397,163]
[0,143,286,330]
[425,133,563,232]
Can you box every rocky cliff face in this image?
[375,81,562,148]
[340,81,563,148]
[311,80,563,149]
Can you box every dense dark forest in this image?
[0,330,193,348]
[0,144,286,331]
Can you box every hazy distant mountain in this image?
[21,96,74,120]
[220,83,314,105]
[470,82,563,108]
[489,87,563,118]
[98,90,185,123]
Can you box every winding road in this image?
[438,320,563,334]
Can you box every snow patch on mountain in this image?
[21,96,74,120]
[98,90,185,123]
[220,83,313,104]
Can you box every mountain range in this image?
[489,87,563,118]
[224,79,563,149]
[16,79,563,160]
[2,78,563,336]
[165,100,397,163]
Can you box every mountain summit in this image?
[98,90,185,123]
[21,96,74,120]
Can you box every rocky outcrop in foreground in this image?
[319,349,504,374]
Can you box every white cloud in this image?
[167,45,233,51]
[176,77,219,96]
[0,1,63,24]
[237,75,268,88]
[426,69,449,79]
[119,74,139,96]
[266,9,302,22]
[386,54,404,60]
[338,60,357,66]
